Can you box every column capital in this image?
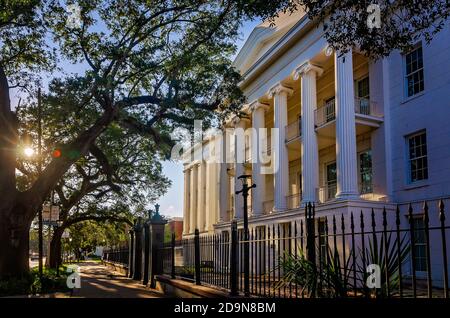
[292,61,323,80]
[183,167,191,173]
[249,100,269,113]
[185,160,201,170]
[267,82,293,99]
[231,114,250,127]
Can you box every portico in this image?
[181,5,388,236]
[181,46,386,236]
[232,46,384,219]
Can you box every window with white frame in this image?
[359,150,373,194]
[407,131,428,183]
[412,217,427,272]
[405,46,424,97]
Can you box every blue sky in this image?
[158,18,261,217]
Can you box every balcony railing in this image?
[286,192,302,209]
[285,118,301,143]
[355,97,372,116]
[318,181,375,203]
[263,200,273,214]
[314,97,378,128]
[359,180,373,195]
[318,183,337,203]
[315,99,336,127]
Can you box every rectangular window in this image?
[359,150,373,194]
[357,77,370,115]
[326,162,337,200]
[318,219,327,265]
[325,97,336,123]
[407,132,428,183]
[357,77,370,99]
[405,46,424,97]
[413,217,427,272]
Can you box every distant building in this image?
[167,217,183,241]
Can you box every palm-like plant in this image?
[275,246,354,298]
[276,233,410,298]
[360,232,410,298]
[274,249,318,297]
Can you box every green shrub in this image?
[0,265,70,297]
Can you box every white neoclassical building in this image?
[181,9,450,282]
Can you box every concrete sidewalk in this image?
[65,262,165,298]
[23,262,165,298]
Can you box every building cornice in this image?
[238,14,313,88]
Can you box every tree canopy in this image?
[0,0,258,277]
[250,0,450,58]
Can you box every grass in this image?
[0,265,70,297]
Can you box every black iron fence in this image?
[159,199,450,298]
[160,230,231,290]
[103,247,129,267]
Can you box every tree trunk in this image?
[0,202,34,278]
[49,226,64,269]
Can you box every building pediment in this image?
[233,9,306,74]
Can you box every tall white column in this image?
[205,158,214,232]
[219,128,230,222]
[233,116,249,219]
[183,167,191,235]
[249,100,269,216]
[293,61,323,204]
[197,161,206,231]
[335,49,359,199]
[189,164,198,232]
[268,83,293,212]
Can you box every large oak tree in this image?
[0,0,250,278]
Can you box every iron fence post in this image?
[423,201,433,297]
[439,200,449,298]
[230,220,238,296]
[132,218,143,281]
[408,204,417,298]
[306,202,316,266]
[243,189,250,297]
[194,229,201,285]
[141,220,151,286]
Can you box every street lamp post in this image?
[235,174,256,297]
[54,220,63,277]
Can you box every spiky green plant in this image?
[359,232,410,298]
[276,232,409,298]
[274,249,319,297]
[275,246,354,298]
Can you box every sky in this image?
[158,18,261,218]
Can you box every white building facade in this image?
[182,10,450,284]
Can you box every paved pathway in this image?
[60,262,165,298]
